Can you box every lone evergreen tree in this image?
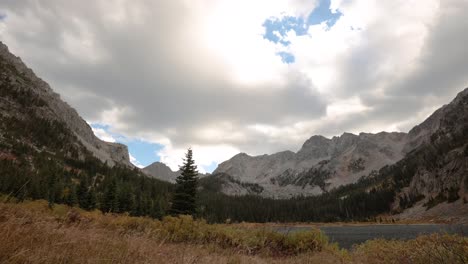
[170,148,199,216]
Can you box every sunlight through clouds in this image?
[1,0,467,172]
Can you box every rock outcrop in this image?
[143,162,180,183]
[142,161,208,183]
[214,132,408,198]
[0,41,131,167]
[390,88,468,220]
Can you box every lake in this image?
[277,224,468,249]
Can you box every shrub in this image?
[353,233,468,264]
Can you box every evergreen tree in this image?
[170,148,199,216]
[77,177,89,209]
[86,188,97,210]
[101,180,118,213]
[65,185,78,206]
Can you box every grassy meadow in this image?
[0,199,467,264]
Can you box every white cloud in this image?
[326,97,371,119]
[158,143,239,173]
[129,153,144,168]
[91,127,116,143]
[1,0,467,171]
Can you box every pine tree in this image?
[170,148,199,216]
[65,185,78,206]
[77,177,89,209]
[86,188,97,210]
[101,180,118,213]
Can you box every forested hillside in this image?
[0,40,466,224]
[0,42,172,218]
[197,89,468,222]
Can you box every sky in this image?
[0,0,468,172]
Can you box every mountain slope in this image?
[389,88,468,221]
[213,132,408,198]
[142,161,208,183]
[0,41,172,217]
[197,89,468,223]
[143,162,180,183]
[211,89,468,200]
[0,42,131,167]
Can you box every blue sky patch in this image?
[204,161,218,174]
[263,0,342,63]
[90,123,219,173]
[125,140,164,167]
[307,0,342,28]
[0,13,6,21]
[277,52,295,64]
[263,16,308,45]
[91,123,163,168]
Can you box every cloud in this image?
[129,153,144,169]
[0,0,467,171]
[91,127,116,143]
[158,143,239,173]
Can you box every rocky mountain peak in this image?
[213,128,410,198]
[406,87,468,152]
[212,87,468,199]
[301,135,331,149]
[0,41,132,167]
[143,161,208,183]
[142,161,179,183]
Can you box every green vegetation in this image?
[0,48,467,224]
[196,112,468,223]
[198,175,394,223]
[0,52,173,219]
[0,155,172,218]
[1,104,466,223]
[170,148,199,216]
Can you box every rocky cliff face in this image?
[0,41,131,167]
[214,131,408,198]
[390,88,468,221]
[213,89,468,199]
[142,162,180,183]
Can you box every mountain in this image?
[212,132,408,198]
[0,41,172,217]
[0,39,466,222]
[211,90,468,199]
[389,88,468,221]
[0,42,131,167]
[197,88,468,223]
[143,161,208,183]
[143,162,180,183]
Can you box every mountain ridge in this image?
[0,41,132,167]
[211,89,468,198]
[0,40,466,222]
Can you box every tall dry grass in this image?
[353,233,468,264]
[0,200,345,263]
[0,200,466,264]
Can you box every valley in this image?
[1,200,466,264]
[0,11,468,261]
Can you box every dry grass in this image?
[0,200,344,264]
[353,233,468,264]
[0,200,466,264]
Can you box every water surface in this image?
[277,224,467,249]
